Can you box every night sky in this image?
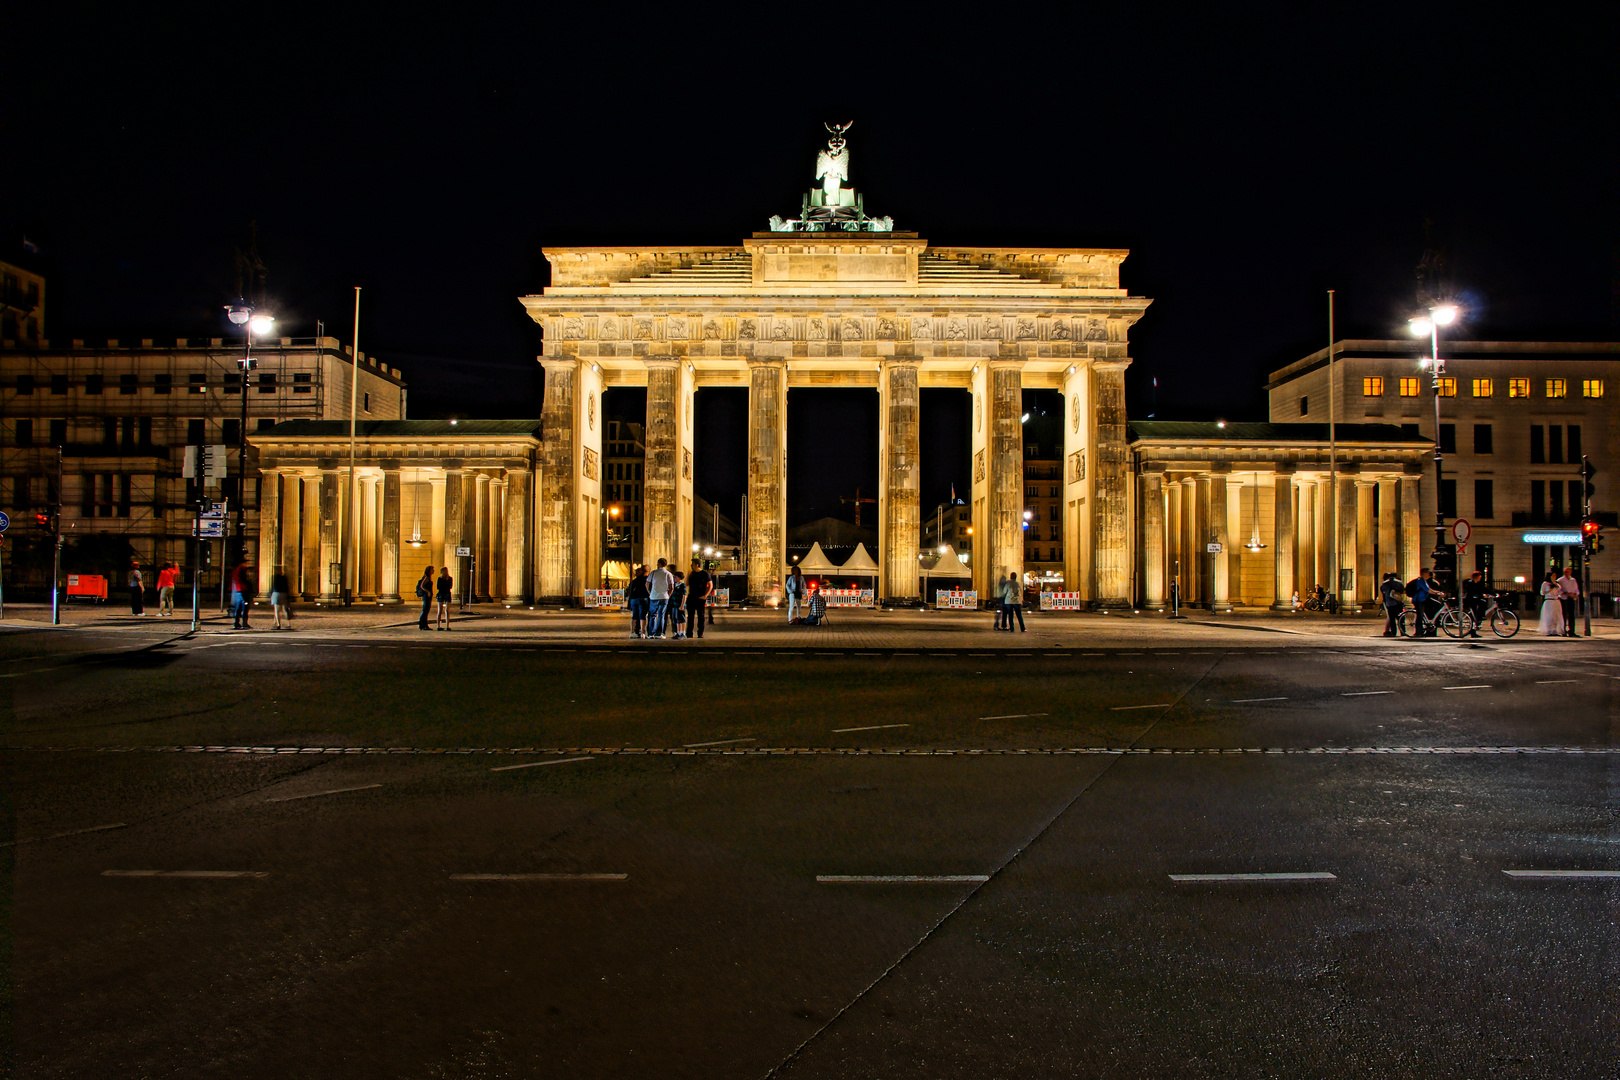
[6,5,1612,523]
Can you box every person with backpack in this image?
[646,558,674,638]
[229,559,254,629]
[686,559,712,639]
[1379,572,1405,637]
[1405,567,1444,636]
[415,565,435,630]
[669,571,688,639]
[626,566,650,638]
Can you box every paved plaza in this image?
[2,610,1616,1078]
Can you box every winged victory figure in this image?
[816,121,853,206]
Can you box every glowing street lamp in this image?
[221,300,273,581]
[1409,303,1461,581]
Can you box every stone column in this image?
[442,468,463,591]
[642,357,681,571]
[503,469,530,605]
[257,470,280,596]
[1316,476,1333,593]
[1377,477,1398,578]
[746,358,787,605]
[1338,471,1360,612]
[1400,475,1423,582]
[1090,361,1130,607]
[474,471,490,601]
[1226,476,1245,605]
[489,477,507,603]
[1357,480,1377,605]
[1166,476,1183,606]
[429,473,447,564]
[461,471,478,600]
[318,469,341,602]
[1194,475,1212,607]
[984,361,1025,597]
[381,467,401,603]
[1295,478,1315,597]
[1272,467,1296,610]
[1209,471,1231,612]
[1141,467,1166,610]
[358,474,378,601]
[280,472,303,597]
[538,357,580,603]
[880,359,921,603]
[1182,477,1199,605]
[301,476,321,598]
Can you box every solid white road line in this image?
[978,712,1050,720]
[449,873,627,881]
[1111,703,1173,711]
[816,875,990,884]
[1534,680,1579,685]
[1442,685,1492,691]
[832,724,909,733]
[264,783,383,803]
[1170,872,1336,882]
[1503,870,1619,879]
[1231,697,1289,703]
[1342,691,1394,696]
[103,870,268,878]
[0,822,127,848]
[682,737,755,747]
[489,756,594,772]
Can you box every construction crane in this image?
[839,487,876,527]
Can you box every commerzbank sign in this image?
[1521,531,1582,544]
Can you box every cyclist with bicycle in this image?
[1404,567,1447,637]
[1461,571,1488,639]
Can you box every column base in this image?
[536,595,578,607]
[1209,603,1234,613]
[1140,603,1167,612]
[1269,602,1297,612]
[1089,599,1132,611]
[500,595,526,607]
[378,595,402,605]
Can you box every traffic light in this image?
[35,512,50,528]
[1583,518,1604,555]
[1582,457,1597,500]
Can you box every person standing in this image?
[785,565,806,623]
[435,566,453,630]
[269,566,293,630]
[1460,571,1488,639]
[686,559,712,639]
[1379,572,1405,637]
[1556,566,1581,637]
[626,565,649,638]
[128,559,146,616]
[669,571,688,639]
[229,559,253,629]
[1002,572,1026,632]
[646,558,674,638]
[415,566,434,630]
[156,562,177,616]
[1537,571,1565,636]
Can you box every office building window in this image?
[1299,395,1309,415]
[84,374,103,395]
[1529,425,1544,463]
[1049,505,1059,520]
[1474,544,1494,583]
[1440,424,1456,454]
[1398,377,1419,397]
[1440,479,1457,519]
[1362,377,1384,396]
[1508,378,1529,398]
[1568,425,1581,460]
[49,419,65,446]
[1471,378,1493,397]
[363,391,371,413]
[256,418,276,432]
[119,373,138,394]
[1549,425,1563,464]
[15,374,33,394]
[1049,547,1058,561]
[1569,481,1583,514]
[190,373,208,393]
[187,419,205,444]
[1582,379,1604,398]
[51,374,67,394]
[1437,377,1456,397]
[257,373,276,393]
[138,417,151,446]
[1530,480,1544,519]
[293,372,313,393]
[1545,378,1566,398]
[1473,424,1492,454]
[103,418,118,446]
[1474,479,1493,520]
[222,419,241,446]
[14,418,33,446]
[153,373,171,395]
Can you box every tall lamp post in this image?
[1408,303,1459,586]
[223,301,274,579]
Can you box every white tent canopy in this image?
[795,542,840,573]
[925,545,971,578]
[838,544,879,575]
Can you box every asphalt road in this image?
[2,623,1616,1079]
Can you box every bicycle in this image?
[1398,593,1521,639]
[1397,596,1466,638]
[1460,592,1521,639]
[1302,593,1339,613]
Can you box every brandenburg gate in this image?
[520,125,1153,606]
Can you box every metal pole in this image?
[1583,453,1592,637]
[1430,322,1446,588]
[1327,290,1338,612]
[51,448,62,625]
[238,321,252,573]
[346,287,361,607]
[191,501,202,632]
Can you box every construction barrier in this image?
[1040,591,1085,611]
[583,589,626,609]
[935,589,979,610]
[66,574,109,602]
[707,588,730,608]
[823,588,875,607]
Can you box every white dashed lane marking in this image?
[682,737,755,747]
[817,875,990,884]
[1343,691,1394,696]
[450,873,626,882]
[489,756,594,772]
[1231,697,1289,703]
[103,870,268,878]
[0,822,127,848]
[264,783,383,803]
[1442,685,1492,691]
[832,724,909,733]
[1111,703,1173,711]
[1170,872,1336,883]
[1503,870,1619,880]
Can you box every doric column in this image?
[503,468,530,605]
[1166,475,1184,604]
[318,469,342,601]
[1194,475,1212,606]
[746,358,787,605]
[1226,475,1244,605]
[539,357,580,603]
[1356,479,1377,605]
[985,360,1025,597]
[279,472,303,597]
[1209,471,1231,612]
[461,470,478,599]
[1090,361,1130,607]
[488,476,507,602]
[1399,474,1423,582]
[1377,477,1398,578]
[879,359,921,603]
[1272,467,1296,610]
[300,476,321,598]
[1337,470,1360,612]
[1182,477,1199,605]
[429,473,447,566]
[474,471,490,601]
[1141,466,1166,610]
[380,466,401,603]
[358,474,378,600]
[442,467,463,589]
[1295,478,1315,597]
[257,469,280,596]
[1316,476,1333,592]
[642,357,681,571]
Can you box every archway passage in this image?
[693,387,746,600]
[601,388,646,586]
[786,389,878,593]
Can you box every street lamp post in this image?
[223,301,273,593]
[1409,303,1458,587]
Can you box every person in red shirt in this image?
[156,563,178,616]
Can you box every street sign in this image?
[183,445,229,483]
[193,507,227,539]
[1457,542,1468,556]
[0,511,9,533]
[1206,542,1223,553]
[455,545,471,557]
[1452,518,1471,545]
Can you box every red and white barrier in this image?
[1040,591,1085,611]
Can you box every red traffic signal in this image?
[34,512,51,528]
[1582,517,1601,539]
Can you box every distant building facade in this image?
[921,499,971,561]
[0,260,45,346]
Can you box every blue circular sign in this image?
[0,511,10,532]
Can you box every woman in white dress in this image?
[1538,571,1565,636]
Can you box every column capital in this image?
[985,357,1026,369]
[643,355,680,369]
[1273,463,1297,476]
[1140,461,1168,475]
[746,356,786,369]
[541,356,579,374]
[1092,358,1132,373]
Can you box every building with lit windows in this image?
[1266,340,1616,588]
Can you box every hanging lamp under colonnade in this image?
[521,234,1152,607]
